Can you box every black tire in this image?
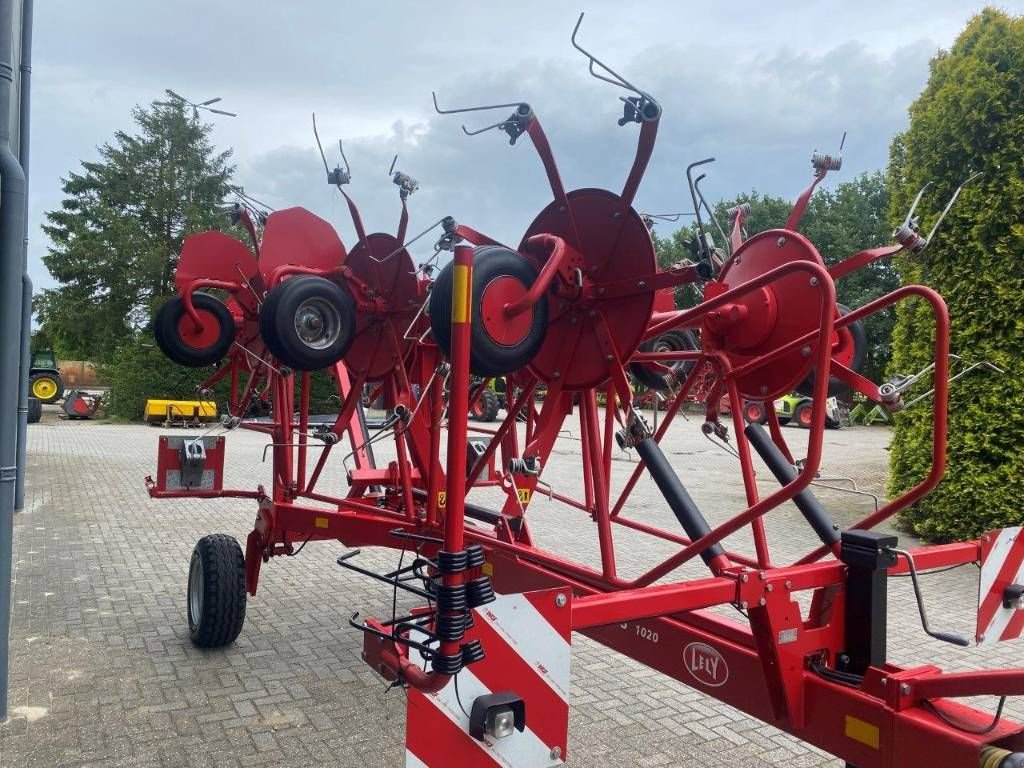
[27,396,42,424]
[797,303,867,397]
[794,402,814,429]
[259,276,356,371]
[29,372,64,404]
[825,415,841,430]
[742,401,769,425]
[429,246,549,377]
[629,330,698,391]
[777,416,791,426]
[470,387,501,422]
[187,534,246,648]
[155,293,236,368]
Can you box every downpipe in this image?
[14,0,31,511]
[0,0,28,721]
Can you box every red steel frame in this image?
[147,90,1024,768]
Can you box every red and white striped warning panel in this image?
[977,527,1024,646]
[406,588,571,768]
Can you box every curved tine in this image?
[388,154,398,176]
[927,171,983,240]
[901,181,934,225]
[686,158,715,235]
[432,90,526,115]
[694,175,730,252]
[572,12,650,99]
[461,118,514,136]
[311,112,331,176]
[338,139,351,177]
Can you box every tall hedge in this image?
[887,9,1024,541]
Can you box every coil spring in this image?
[811,151,843,172]
[436,549,468,574]
[507,456,541,476]
[893,222,927,252]
[435,611,470,643]
[435,584,468,612]
[460,639,486,667]
[431,652,463,676]
[465,544,486,570]
[466,576,496,608]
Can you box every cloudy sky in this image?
[26,0,1023,291]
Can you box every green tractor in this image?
[29,348,64,405]
[773,392,845,429]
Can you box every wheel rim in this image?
[32,377,57,400]
[188,555,203,629]
[480,276,532,346]
[177,308,222,350]
[799,408,812,426]
[746,404,762,422]
[293,296,341,350]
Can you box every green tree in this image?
[652,174,898,381]
[36,96,233,361]
[886,9,1024,541]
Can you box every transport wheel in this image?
[470,387,501,422]
[797,303,867,397]
[795,402,814,429]
[29,372,64,404]
[629,329,698,391]
[187,534,246,648]
[27,396,42,424]
[259,276,356,371]
[429,246,549,377]
[743,401,768,425]
[155,293,236,368]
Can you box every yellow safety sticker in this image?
[517,488,532,504]
[482,562,494,577]
[452,265,471,323]
[314,516,330,529]
[844,715,879,749]
[437,491,447,509]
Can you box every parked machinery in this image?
[147,15,1024,768]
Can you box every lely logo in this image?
[683,642,729,687]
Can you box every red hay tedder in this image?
[146,15,1024,768]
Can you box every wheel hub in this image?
[294,297,340,349]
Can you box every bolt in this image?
[559,206,567,213]
[809,276,819,287]
[605,354,614,362]
[638,280,647,288]
[784,580,792,590]
[801,346,811,358]
[880,677,888,686]
[550,747,562,760]
[553,371,561,378]
[740,601,748,610]
[900,683,911,695]
[598,287,606,295]
[555,593,567,608]
[741,574,749,583]
[613,211,623,219]
[760,385,768,395]
[979,633,986,642]
[777,236,786,247]
[759,598,767,607]
[758,572,767,581]
[766,584,774,592]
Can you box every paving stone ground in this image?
[1,405,1021,767]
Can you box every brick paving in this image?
[1,406,1021,767]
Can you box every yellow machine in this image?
[144,399,218,427]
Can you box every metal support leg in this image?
[839,529,897,675]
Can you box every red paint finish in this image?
[480,275,533,345]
